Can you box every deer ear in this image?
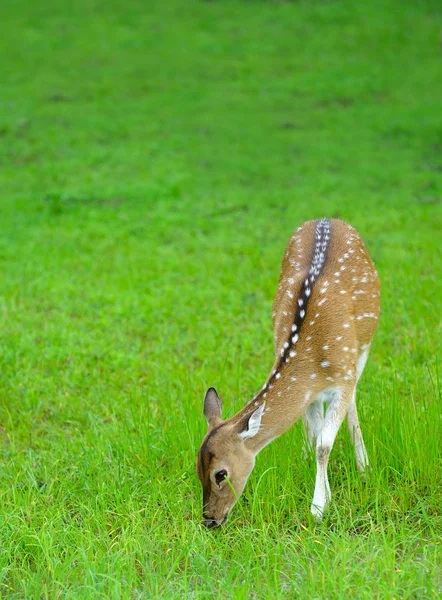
[237,402,266,440]
[203,387,223,428]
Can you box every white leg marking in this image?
[310,388,350,520]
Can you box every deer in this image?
[196,218,380,527]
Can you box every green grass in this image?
[1,0,442,597]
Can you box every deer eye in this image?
[215,469,227,485]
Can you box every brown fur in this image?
[196,219,380,525]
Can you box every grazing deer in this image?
[196,218,380,527]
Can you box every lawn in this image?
[0,0,441,597]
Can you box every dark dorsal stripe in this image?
[259,218,331,395]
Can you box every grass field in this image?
[1,0,442,597]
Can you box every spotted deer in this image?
[196,218,380,527]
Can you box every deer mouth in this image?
[202,513,229,528]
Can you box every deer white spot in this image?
[340,265,346,271]
[343,323,350,328]
[344,346,349,352]
[320,287,327,294]
[290,351,296,357]
[287,290,294,299]
[315,313,320,318]
[336,336,343,341]
[292,324,297,332]
[300,310,305,318]
[288,278,294,284]
[306,347,312,352]
[263,393,267,399]
[284,342,289,349]
[340,290,346,294]
[305,288,311,297]
[275,372,281,379]
[310,373,317,379]
[338,258,344,263]
[305,391,312,402]
[310,320,315,326]
[321,360,331,367]
[323,345,329,350]
[292,334,299,344]
[326,376,334,382]
[318,297,327,306]
[306,335,312,341]
[298,298,304,307]
[290,376,296,382]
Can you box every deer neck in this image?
[236,364,309,454]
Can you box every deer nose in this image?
[202,518,219,528]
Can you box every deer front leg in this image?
[311,387,353,520]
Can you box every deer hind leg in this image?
[302,399,324,458]
[311,387,353,521]
[347,390,369,473]
[347,347,371,473]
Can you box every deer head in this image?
[196,387,265,528]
